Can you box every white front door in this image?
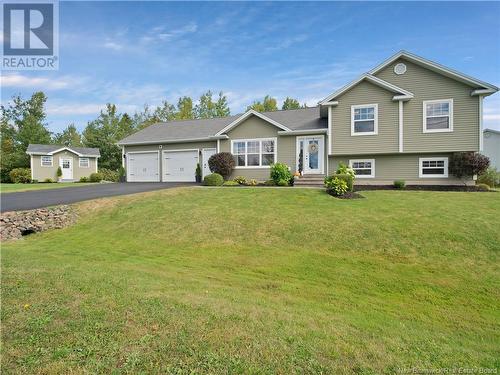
[59,158,73,179]
[202,148,217,178]
[163,150,199,182]
[297,136,324,174]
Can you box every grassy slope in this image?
[0,182,96,193]
[1,188,499,374]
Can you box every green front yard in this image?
[0,182,97,193]
[2,188,499,373]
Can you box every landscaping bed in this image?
[354,185,495,192]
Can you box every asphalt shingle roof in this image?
[27,144,100,156]
[118,107,327,145]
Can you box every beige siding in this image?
[331,81,399,155]
[374,58,480,153]
[328,154,472,185]
[124,141,216,181]
[31,151,97,181]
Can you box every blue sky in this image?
[1,1,500,133]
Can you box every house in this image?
[483,129,500,169]
[117,51,498,185]
[27,144,100,182]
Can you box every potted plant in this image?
[298,149,304,176]
[56,166,62,182]
[195,163,202,183]
[118,166,126,182]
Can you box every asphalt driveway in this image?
[0,182,195,212]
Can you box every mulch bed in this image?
[335,191,365,199]
[353,185,494,192]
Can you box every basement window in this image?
[349,159,375,178]
[419,157,448,178]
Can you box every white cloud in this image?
[140,21,198,45]
[266,34,308,51]
[102,40,124,51]
[0,73,83,90]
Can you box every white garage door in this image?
[163,150,199,182]
[127,152,159,182]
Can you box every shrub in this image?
[79,176,89,182]
[203,173,224,186]
[325,174,353,192]
[99,168,119,182]
[9,168,31,183]
[394,180,406,189]
[476,183,490,192]
[264,179,276,186]
[270,163,292,185]
[223,180,239,186]
[56,167,62,179]
[325,177,348,196]
[118,166,126,178]
[43,178,54,183]
[477,167,500,188]
[31,179,38,183]
[89,172,104,183]
[233,176,247,185]
[449,152,490,182]
[336,162,355,179]
[246,179,258,186]
[277,179,289,186]
[208,152,235,180]
[195,163,202,181]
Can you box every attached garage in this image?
[127,151,160,182]
[163,150,199,182]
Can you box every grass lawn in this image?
[0,182,98,194]
[1,188,499,374]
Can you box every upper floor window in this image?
[351,104,378,136]
[41,155,53,167]
[79,157,90,168]
[232,138,276,168]
[423,99,453,133]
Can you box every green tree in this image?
[53,124,82,146]
[195,91,216,119]
[176,97,194,120]
[214,92,230,117]
[247,95,278,112]
[282,97,301,110]
[82,104,135,170]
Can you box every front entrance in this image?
[297,136,324,174]
[202,148,217,178]
[59,158,73,180]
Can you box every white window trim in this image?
[351,104,378,136]
[79,157,90,168]
[422,99,453,133]
[40,155,53,167]
[349,159,375,179]
[419,157,449,178]
[231,137,277,169]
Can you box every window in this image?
[41,155,53,167]
[419,157,448,178]
[349,159,375,178]
[351,104,378,135]
[79,157,89,168]
[232,138,276,168]
[423,99,453,132]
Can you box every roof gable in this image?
[215,110,292,135]
[319,74,414,104]
[26,144,100,157]
[369,51,498,95]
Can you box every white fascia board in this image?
[471,88,497,96]
[319,74,413,104]
[117,135,228,146]
[47,147,84,156]
[215,109,291,135]
[277,129,328,136]
[369,50,499,92]
[320,101,339,106]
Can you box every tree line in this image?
[0,91,306,181]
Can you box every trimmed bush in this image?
[9,168,31,183]
[277,179,289,186]
[223,180,239,186]
[99,168,119,182]
[203,173,224,186]
[270,163,292,185]
[325,177,348,196]
[43,178,54,183]
[89,172,104,183]
[56,167,62,179]
[233,176,247,185]
[394,180,406,189]
[79,177,89,182]
[325,174,353,192]
[336,162,355,179]
[476,183,490,192]
[449,152,490,181]
[208,152,235,180]
[477,167,500,188]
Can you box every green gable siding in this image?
[374,58,480,153]
[330,81,399,155]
